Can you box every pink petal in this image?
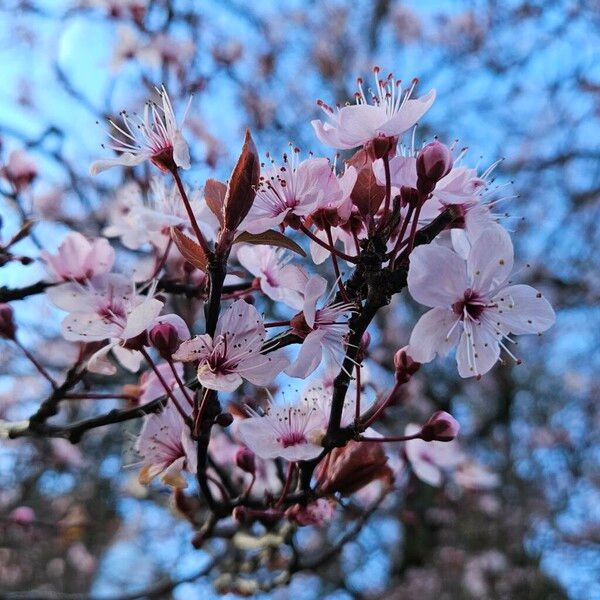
[408,244,468,307]
[408,307,461,363]
[467,225,514,293]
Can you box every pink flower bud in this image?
[235,447,256,475]
[420,410,460,442]
[215,412,234,428]
[10,506,35,526]
[0,303,16,340]
[393,346,420,384]
[416,141,453,195]
[148,322,180,358]
[365,134,398,160]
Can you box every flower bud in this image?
[400,185,420,208]
[215,412,234,427]
[235,447,256,475]
[393,347,420,384]
[420,410,460,442]
[10,506,35,526]
[148,322,180,359]
[416,141,453,195]
[0,303,16,340]
[365,134,398,161]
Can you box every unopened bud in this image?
[420,410,460,442]
[10,506,35,526]
[416,141,453,195]
[0,304,16,339]
[400,185,420,208]
[235,447,256,475]
[215,412,234,427]
[148,322,180,359]
[365,134,397,160]
[393,346,420,384]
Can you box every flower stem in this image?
[171,167,212,258]
[300,223,358,263]
[167,359,195,407]
[326,225,350,303]
[14,338,57,389]
[140,348,191,425]
[276,462,296,508]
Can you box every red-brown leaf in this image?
[204,178,227,226]
[223,129,260,231]
[233,230,306,257]
[170,227,208,272]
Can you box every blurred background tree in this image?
[0,0,598,598]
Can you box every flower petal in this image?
[408,244,468,307]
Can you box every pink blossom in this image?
[47,274,164,374]
[284,274,354,378]
[286,498,335,526]
[135,400,196,488]
[173,299,289,391]
[237,394,326,461]
[407,225,555,378]
[41,232,115,283]
[420,410,460,442]
[312,69,435,150]
[240,153,333,234]
[1,149,37,191]
[90,86,190,175]
[404,423,464,487]
[236,245,304,309]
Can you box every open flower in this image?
[41,232,115,283]
[173,299,289,391]
[407,225,555,378]
[283,274,354,378]
[240,153,332,234]
[312,68,435,150]
[135,400,196,488]
[90,86,190,175]
[236,245,304,309]
[237,394,326,461]
[47,273,164,374]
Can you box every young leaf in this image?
[223,129,260,231]
[233,230,306,257]
[204,178,226,225]
[170,227,208,272]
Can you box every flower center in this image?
[278,431,307,448]
[452,288,485,321]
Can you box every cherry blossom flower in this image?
[41,232,115,283]
[407,225,555,378]
[240,153,333,234]
[135,400,196,488]
[90,86,190,175]
[47,273,164,374]
[404,423,464,486]
[237,393,326,461]
[173,299,288,391]
[312,68,435,150]
[236,245,304,309]
[1,149,37,192]
[285,498,335,526]
[103,178,217,252]
[284,274,354,378]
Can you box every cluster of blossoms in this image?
[2,69,554,543]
